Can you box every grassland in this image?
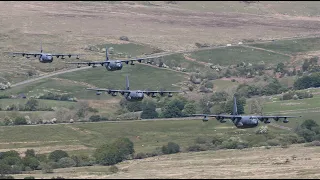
[189,46,291,66]
[11,144,320,179]
[251,37,320,55]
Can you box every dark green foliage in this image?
[267,139,281,146]
[187,145,206,152]
[24,177,35,179]
[89,115,101,122]
[294,72,320,90]
[301,119,319,131]
[182,103,196,116]
[210,91,229,102]
[0,162,11,175]
[57,157,76,168]
[281,91,313,100]
[224,96,246,114]
[24,99,39,111]
[161,98,186,118]
[35,154,47,163]
[14,116,27,125]
[94,137,135,166]
[212,136,224,146]
[0,175,14,179]
[40,163,53,174]
[22,157,39,170]
[70,155,94,167]
[296,128,316,142]
[38,92,76,102]
[48,150,69,162]
[119,99,142,112]
[134,152,147,159]
[25,149,36,158]
[140,99,158,119]
[162,142,180,154]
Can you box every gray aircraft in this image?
[10,43,82,63]
[66,46,159,71]
[192,96,301,128]
[87,75,183,101]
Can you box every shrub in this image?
[109,165,119,173]
[267,139,280,146]
[57,157,76,168]
[212,136,224,146]
[40,163,53,174]
[24,177,35,179]
[89,115,101,122]
[14,116,27,125]
[162,142,180,154]
[48,150,69,162]
[304,140,320,147]
[187,145,203,152]
[22,157,40,170]
[119,36,129,41]
[0,175,15,179]
[195,137,207,144]
[135,152,147,159]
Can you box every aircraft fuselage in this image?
[39,53,53,63]
[125,90,144,101]
[105,60,123,71]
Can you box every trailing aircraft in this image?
[192,96,301,128]
[66,46,160,71]
[9,42,82,63]
[86,75,183,101]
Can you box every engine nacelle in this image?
[283,119,289,123]
[216,116,222,120]
[220,119,226,123]
[203,117,208,122]
[151,93,157,97]
[264,119,271,124]
[96,91,102,95]
[273,117,279,121]
[111,92,117,96]
[168,93,173,97]
[77,65,81,68]
[76,56,79,59]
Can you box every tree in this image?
[22,157,40,170]
[182,103,196,116]
[25,149,36,158]
[224,96,246,114]
[275,62,285,73]
[48,150,69,162]
[162,142,180,154]
[300,119,319,131]
[14,116,27,125]
[94,144,123,166]
[0,162,11,175]
[161,98,186,118]
[24,99,39,111]
[140,99,158,119]
[248,98,264,114]
[112,137,135,159]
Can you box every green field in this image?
[189,46,291,66]
[251,37,320,55]
[0,99,76,110]
[160,53,207,72]
[0,64,187,100]
[94,43,162,57]
[0,119,291,155]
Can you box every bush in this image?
[89,115,101,122]
[40,163,53,174]
[0,175,15,179]
[211,136,224,146]
[14,116,27,125]
[266,139,280,146]
[22,157,40,170]
[24,177,35,179]
[57,157,76,168]
[162,142,180,154]
[187,145,202,152]
[304,140,320,147]
[48,150,69,162]
[119,36,129,41]
[135,152,147,159]
[109,165,119,173]
[195,137,207,144]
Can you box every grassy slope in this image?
[251,37,320,55]
[189,46,291,66]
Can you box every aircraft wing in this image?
[254,115,301,119]
[10,52,42,57]
[117,56,163,64]
[191,114,242,119]
[66,61,108,66]
[141,90,183,95]
[51,53,84,58]
[86,88,130,94]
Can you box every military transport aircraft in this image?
[192,96,301,128]
[10,43,82,63]
[86,75,183,101]
[66,46,160,71]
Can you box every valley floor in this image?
[13,144,320,179]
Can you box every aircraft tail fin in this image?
[106,46,109,61]
[40,41,43,53]
[125,75,130,90]
[232,96,238,115]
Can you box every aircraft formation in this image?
[7,44,301,128]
